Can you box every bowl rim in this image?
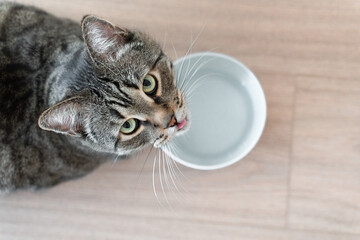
[163,52,267,170]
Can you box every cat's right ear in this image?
[38,97,89,137]
[81,15,129,63]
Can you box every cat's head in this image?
[38,16,189,154]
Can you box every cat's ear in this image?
[38,97,89,137]
[81,15,129,63]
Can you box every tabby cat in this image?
[0,2,189,192]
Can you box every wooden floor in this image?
[1,0,360,239]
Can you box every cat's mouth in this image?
[153,116,190,148]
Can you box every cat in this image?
[0,2,189,192]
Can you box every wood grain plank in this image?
[289,77,360,234]
[2,211,360,240]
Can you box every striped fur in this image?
[0,2,188,192]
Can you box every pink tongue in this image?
[177,119,187,130]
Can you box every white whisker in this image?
[177,24,206,89]
[179,33,194,91]
[164,146,191,203]
[183,73,216,99]
[171,39,178,60]
[166,143,191,184]
[162,31,167,50]
[152,152,163,207]
[162,150,172,193]
[181,47,217,86]
[181,57,217,95]
[164,146,185,185]
[165,149,191,201]
[164,152,184,203]
[184,74,219,103]
[177,40,191,88]
[112,153,121,165]
[158,150,170,207]
[136,146,153,186]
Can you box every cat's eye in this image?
[143,75,157,95]
[120,118,139,135]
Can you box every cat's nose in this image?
[167,114,177,128]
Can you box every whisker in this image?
[177,24,206,89]
[133,146,145,165]
[183,73,217,99]
[162,150,172,193]
[184,73,220,103]
[152,152,164,207]
[183,74,217,104]
[187,56,216,82]
[136,146,153,186]
[176,36,192,88]
[166,143,191,183]
[177,46,218,98]
[177,35,192,89]
[164,145,186,188]
[181,57,217,94]
[181,47,218,86]
[162,31,167,50]
[164,145,192,199]
[164,152,184,203]
[171,39,178,60]
[158,150,170,207]
[179,33,194,91]
[170,39,179,89]
[162,150,184,208]
[112,153,121,165]
[164,147,191,203]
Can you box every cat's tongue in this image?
[177,119,187,130]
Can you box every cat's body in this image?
[0,2,102,191]
[0,2,189,192]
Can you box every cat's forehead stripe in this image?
[151,52,164,70]
[109,108,125,119]
[122,80,139,90]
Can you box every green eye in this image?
[120,118,139,135]
[143,75,157,95]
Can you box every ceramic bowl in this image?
[163,52,267,170]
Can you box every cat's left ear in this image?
[38,97,90,137]
[81,15,129,63]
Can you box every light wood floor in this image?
[1,0,360,239]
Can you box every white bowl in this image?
[163,52,267,170]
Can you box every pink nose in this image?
[177,119,187,130]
